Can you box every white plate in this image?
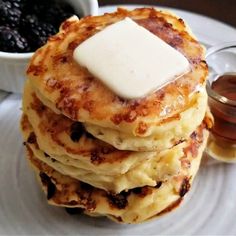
[0,6,236,235]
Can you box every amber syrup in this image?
[210,74,236,143]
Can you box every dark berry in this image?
[70,122,84,142]
[0,1,22,27]
[0,26,30,52]
[107,192,129,209]
[21,14,39,29]
[65,208,83,215]
[24,0,55,15]
[3,0,27,10]
[0,0,77,52]
[25,22,57,50]
[43,3,75,27]
[20,14,39,37]
[39,172,56,200]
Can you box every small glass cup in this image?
[205,42,236,163]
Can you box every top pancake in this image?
[27,8,207,137]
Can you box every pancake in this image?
[85,90,208,151]
[20,7,211,224]
[25,137,205,224]
[26,8,208,150]
[21,81,209,193]
[21,112,208,193]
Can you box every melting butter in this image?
[73,17,190,99]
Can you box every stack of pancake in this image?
[20,8,212,224]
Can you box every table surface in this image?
[98,0,236,28]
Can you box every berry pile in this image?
[0,0,75,53]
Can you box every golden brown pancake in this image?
[21,112,208,193]
[85,90,208,151]
[25,134,206,224]
[19,7,212,224]
[27,8,208,146]
[21,81,211,193]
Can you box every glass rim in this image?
[206,41,236,107]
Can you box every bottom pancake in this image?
[25,129,208,224]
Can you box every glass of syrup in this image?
[206,42,236,163]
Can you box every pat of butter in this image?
[73,17,190,99]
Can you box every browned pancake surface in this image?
[27,8,207,136]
